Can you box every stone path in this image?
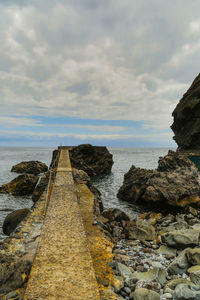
[24,149,100,300]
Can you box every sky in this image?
[0,0,199,147]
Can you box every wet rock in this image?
[69,144,113,176]
[102,208,130,223]
[186,248,200,265]
[118,150,200,208]
[130,288,160,300]
[161,229,200,249]
[0,174,39,196]
[171,73,200,151]
[0,252,31,294]
[72,168,90,183]
[11,161,48,175]
[173,283,200,300]
[168,249,190,275]
[32,171,50,202]
[3,208,30,235]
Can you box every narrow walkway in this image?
[24,149,100,300]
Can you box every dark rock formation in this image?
[0,174,39,196]
[117,150,200,208]
[3,208,30,235]
[32,171,50,202]
[102,208,130,222]
[69,144,113,176]
[11,161,48,175]
[0,252,31,294]
[171,73,200,150]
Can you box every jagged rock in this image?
[168,249,191,275]
[0,174,39,196]
[173,283,200,300]
[0,252,31,294]
[161,229,200,249]
[130,288,160,300]
[117,165,153,203]
[69,144,113,176]
[3,208,30,235]
[171,73,200,151]
[118,150,200,208]
[72,168,90,183]
[127,218,156,241]
[11,161,48,175]
[32,171,50,202]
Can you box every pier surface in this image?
[24,149,100,300]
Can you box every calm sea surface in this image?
[0,147,174,241]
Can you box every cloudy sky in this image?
[0,0,199,147]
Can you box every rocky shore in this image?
[1,140,200,299]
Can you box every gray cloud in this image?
[0,0,200,138]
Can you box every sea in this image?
[0,147,174,241]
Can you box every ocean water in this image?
[0,147,173,241]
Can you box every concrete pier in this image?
[24,149,100,300]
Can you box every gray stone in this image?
[130,288,160,300]
[132,267,167,286]
[157,245,177,257]
[165,278,194,290]
[190,270,200,285]
[168,249,190,275]
[186,248,200,265]
[6,291,18,299]
[173,283,200,300]
[161,229,200,249]
[116,262,132,279]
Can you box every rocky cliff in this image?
[171,73,200,150]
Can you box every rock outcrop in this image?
[11,161,48,175]
[32,171,50,203]
[69,144,113,176]
[0,174,39,196]
[3,208,30,235]
[171,73,200,150]
[117,150,200,208]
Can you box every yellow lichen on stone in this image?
[76,182,121,299]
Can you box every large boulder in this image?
[0,174,39,196]
[171,73,200,151]
[117,150,200,208]
[11,161,48,175]
[69,144,113,176]
[3,208,30,235]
